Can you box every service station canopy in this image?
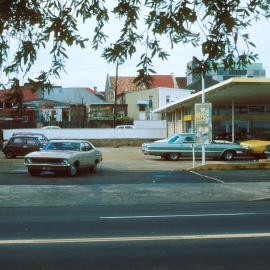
[154,78,270,113]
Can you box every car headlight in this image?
[242,145,250,150]
[25,158,32,164]
[61,159,69,165]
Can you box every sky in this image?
[26,12,270,92]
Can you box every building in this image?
[154,78,270,139]
[125,87,193,120]
[186,61,266,86]
[104,74,179,103]
[0,86,108,127]
[44,87,105,105]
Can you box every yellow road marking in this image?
[1,233,270,245]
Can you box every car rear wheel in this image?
[5,151,15,159]
[222,150,235,161]
[168,152,180,161]
[28,168,41,176]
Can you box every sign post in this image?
[195,103,212,165]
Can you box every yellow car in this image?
[240,136,270,157]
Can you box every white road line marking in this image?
[190,170,225,184]
[1,233,270,245]
[99,212,259,219]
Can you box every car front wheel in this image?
[69,163,78,177]
[222,150,235,161]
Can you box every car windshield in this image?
[167,135,180,143]
[44,142,80,151]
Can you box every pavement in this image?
[0,147,270,208]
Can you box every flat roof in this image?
[154,78,270,113]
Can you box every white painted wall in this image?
[159,88,193,108]
[134,120,166,129]
[3,128,166,140]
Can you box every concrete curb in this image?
[188,160,270,171]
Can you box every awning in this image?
[153,78,270,113]
[137,99,149,105]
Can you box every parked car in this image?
[264,145,270,159]
[42,126,61,129]
[115,125,134,129]
[142,133,250,161]
[12,132,49,145]
[24,140,102,176]
[2,135,44,158]
[240,135,270,157]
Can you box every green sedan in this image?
[142,133,250,161]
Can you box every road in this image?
[0,169,270,185]
[1,202,270,269]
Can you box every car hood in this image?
[25,151,77,159]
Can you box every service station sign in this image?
[195,103,212,144]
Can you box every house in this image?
[44,87,106,105]
[104,74,191,120]
[104,74,179,103]
[0,86,108,127]
[125,87,193,120]
[0,87,39,127]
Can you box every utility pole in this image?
[113,60,119,128]
[201,70,206,165]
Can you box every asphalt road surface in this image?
[1,202,270,269]
[0,169,270,185]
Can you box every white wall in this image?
[3,128,166,140]
[159,88,193,108]
[134,120,166,129]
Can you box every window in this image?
[11,137,24,144]
[84,143,93,151]
[235,106,248,114]
[183,136,195,143]
[22,115,29,122]
[184,107,192,115]
[166,112,173,122]
[249,105,265,114]
[166,96,170,104]
[177,110,182,120]
[149,96,153,109]
[26,138,38,146]
[138,104,146,111]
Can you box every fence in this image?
[3,128,167,141]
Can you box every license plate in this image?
[42,166,52,171]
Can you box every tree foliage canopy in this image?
[0,0,270,89]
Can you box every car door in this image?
[84,142,96,167]
[180,135,196,157]
[6,137,24,156]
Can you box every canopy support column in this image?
[232,99,235,143]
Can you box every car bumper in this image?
[25,163,71,172]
